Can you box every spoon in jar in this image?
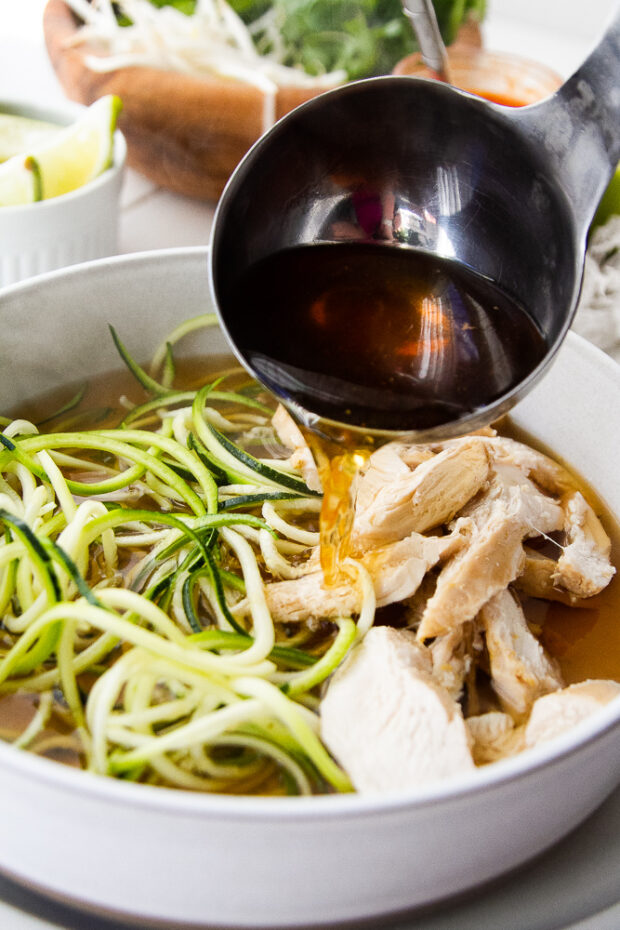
[401,0,452,83]
[209,9,620,443]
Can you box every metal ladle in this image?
[209,8,620,441]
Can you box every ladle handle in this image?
[515,6,620,239]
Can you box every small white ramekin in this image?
[0,97,126,287]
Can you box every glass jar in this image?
[392,48,562,107]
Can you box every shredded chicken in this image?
[320,626,475,792]
[460,461,564,537]
[313,426,617,788]
[480,588,563,719]
[417,500,526,641]
[525,680,620,747]
[554,491,615,596]
[466,712,524,764]
[482,436,578,497]
[428,625,473,700]
[272,404,322,492]
[351,438,488,551]
[416,454,570,642]
[264,529,463,622]
[515,547,581,605]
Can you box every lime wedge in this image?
[0,113,60,163]
[0,153,41,206]
[35,95,123,201]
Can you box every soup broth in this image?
[1,354,618,793]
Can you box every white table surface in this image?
[1,2,620,928]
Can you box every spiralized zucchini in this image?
[0,316,373,795]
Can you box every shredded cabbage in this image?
[63,0,346,93]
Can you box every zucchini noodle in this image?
[0,324,375,795]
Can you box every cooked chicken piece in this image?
[516,547,562,599]
[264,571,358,624]
[265,531,460,622]
[417,453,569,643]
[272,404,322,493]
[351,438,488,551]
[461,462,564,538]
[554,491,615,597]
[436,433,577,499]
[515,547,581,605]
[466,712,524,764]
[320,626,475,792]
[399,571,439,628]
[365,532,461,607]
[411,427,496,457]
[421,616,485,701]
[398,443,441,469]
[524,680,620,748]
[481,589,563,719]
[350,442,432,542]
[429,625,471,700]
[417,500,526,641]
[482,436,577,496]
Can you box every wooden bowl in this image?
[43,1,481,202]
[43,0,326,201]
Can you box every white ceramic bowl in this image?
[0,248,619,928]
[0,98,126,287]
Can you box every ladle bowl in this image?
[210,10,620,440]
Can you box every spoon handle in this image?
[401,0,451,82]
[515,7,620,240]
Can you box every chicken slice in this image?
[365,532,458,607]
[264,531,460,622]
[481,589,563,719]
[320,626,475,792]
[515,547,581,605]
[461,462,564,538]
[272,404,322,492]
[524,680,620,747]
[483,436,577,496]
[416,453,569,644]
[429,626,471,700]
[417,500,526,641]
[554,491,615,597]
[351,438,488,551]
[466,712,525,764]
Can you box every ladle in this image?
[209,8,620,441]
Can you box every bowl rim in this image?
[0,682,618,820]
[0,245,619,819]
[0,96,126,216]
